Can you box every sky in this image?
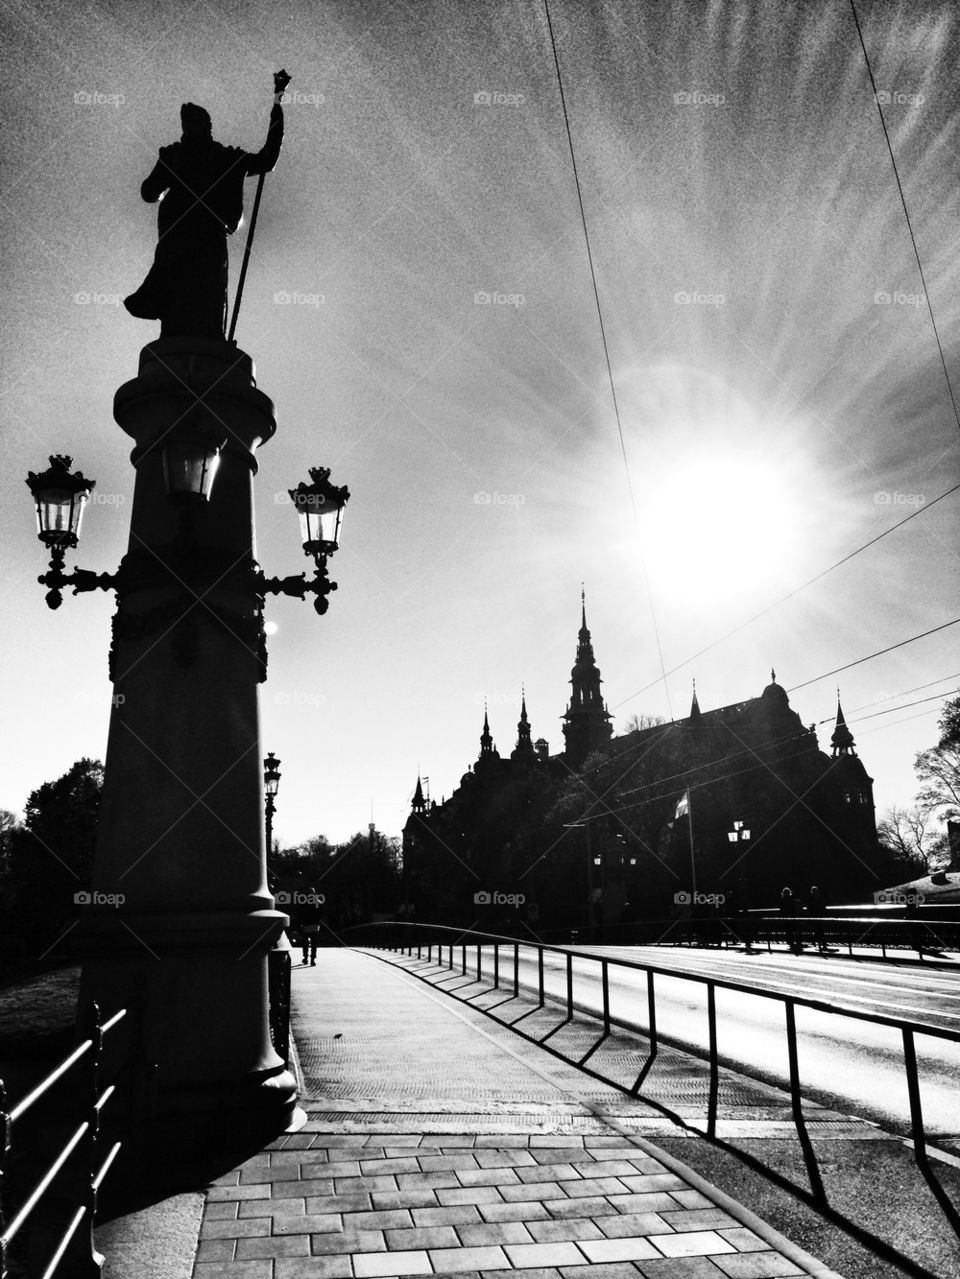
[2,0,958,849]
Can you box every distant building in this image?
[403,596,879,926]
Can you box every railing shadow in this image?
[347,921,960,1277]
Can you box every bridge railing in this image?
[343,921,958,1199]
[0,1001,144,1279]
[511,912,960,958]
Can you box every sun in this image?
[638,451,802,604]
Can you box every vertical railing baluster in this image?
[513,944,519,997]
[706,983,718,1138]
[902,1027,928,1168]
[785,999,825,1199]
[0,1080,9,1279]
[538,948,545,1007]
[477,943,482,983]
[601,959,610,1036]
[494,944,499,990]
[566,951,573,1019]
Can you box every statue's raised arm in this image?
[245,70,290,177]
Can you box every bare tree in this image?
[876,804,934,873]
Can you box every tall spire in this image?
[831,691,856,756]
[512,686,536,763]
[480,703,494,756]
[562,587,613,765]
[411,775,427,814]
[690,678,701,719]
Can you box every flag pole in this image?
[687,791,696,898]
[228,70,290,344]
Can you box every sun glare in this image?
[639,452,801,604]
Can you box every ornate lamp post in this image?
[26,347,350,1157]
[264,752,281,852]
[22,66,353,1159]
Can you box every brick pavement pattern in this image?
[190,948,843,1279]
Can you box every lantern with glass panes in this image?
[26,455,112,609]
[258,467,350,614]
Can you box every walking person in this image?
[299,888,324,966]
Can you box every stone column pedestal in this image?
[78,339,300,1158]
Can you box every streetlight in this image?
[283,466,351,613]
[26,451,350,670]
[264,752,281,853]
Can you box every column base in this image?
[76,909,299,1165]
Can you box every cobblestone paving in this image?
[190,950,844,1279]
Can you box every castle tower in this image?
[511,688,537,765]
[411,775,428,815]
[830,694,875,812]
[561,588,613,765]
[475,704,501,776]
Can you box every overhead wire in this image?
[787,617,960,692]
[543,0,958,732]
[613,481,960,709]
[541,0,672,717]
[849,0,960,436]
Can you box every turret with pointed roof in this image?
[511,688,537,765]
[475,704,501,776]
[689,679,701,720]
[831,693,856,756]
[561,588,613,765]
[411,775,427,814]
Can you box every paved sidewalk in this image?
[190,947,843,1279]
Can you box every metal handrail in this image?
[530,913,960,959]
[346,921,960,1188]
[0,1002,130,1279]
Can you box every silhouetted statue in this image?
[125,71,289,339]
